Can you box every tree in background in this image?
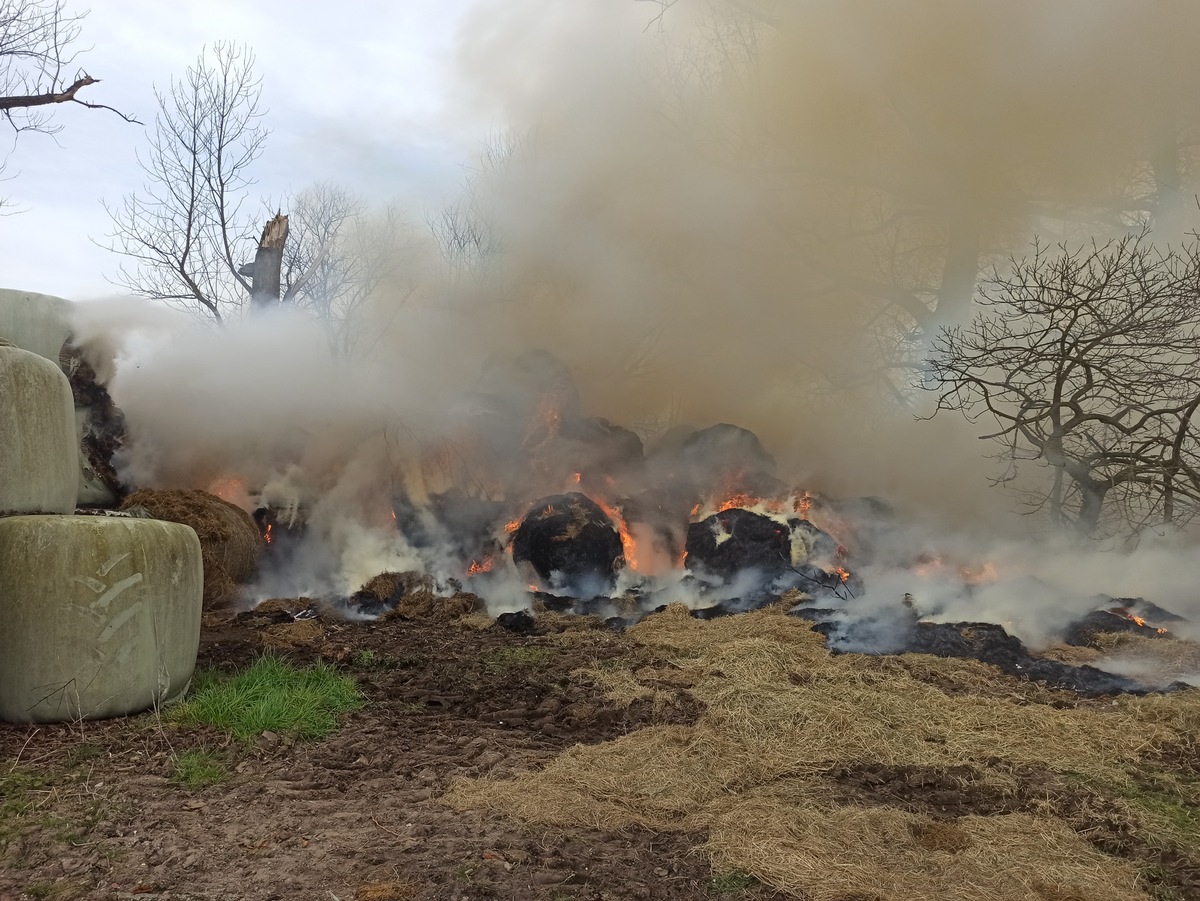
[103,43,267,322]
[928,231,1200,538]
[103,43,382,328]
[1,0,136,205]
[284,182,410,358]
[641,1,1200,408]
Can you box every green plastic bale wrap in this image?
[0,289,73,363]
[0,342,78,513]
[0,515,204,722]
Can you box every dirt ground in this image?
[2,603,1198,901]
[0,607,779,901]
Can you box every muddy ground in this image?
[2,604,1198,901]
[0,607,779,901]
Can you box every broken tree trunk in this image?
[250,213,289,309]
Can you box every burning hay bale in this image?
[685,508,792,585]
[121,488,262,607]
[511,492,624,595]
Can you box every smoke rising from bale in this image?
[90,2,1200,629]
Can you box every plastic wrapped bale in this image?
[0,288,73,362]
[121,489,263,607]
[0,341,78,513]
[0,515,203,722]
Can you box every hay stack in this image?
[121,488,262,607]
[0,340,78,513]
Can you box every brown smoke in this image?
[394,0,1198,528]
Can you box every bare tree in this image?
[284,183,410,358]
[103,42,267,323]
[426,130,521,283]
[928,231,1200,537]
[1,0,136,205]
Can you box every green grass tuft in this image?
[707,871,758,896]
[170,749,230,790]
[481,646,555,673]
[168,655,364,741]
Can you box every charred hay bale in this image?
[512,493,624,595]
[0,341,78,514]
[61,345,127,507]
[685,508,791,584]
[121,488,262,607]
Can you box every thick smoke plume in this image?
[80,1,1200,638]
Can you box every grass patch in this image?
[170,749,230,790]
[480,646,555,673]
[707,871,758,895]
[0,768,54,846]
[167,655,364,741]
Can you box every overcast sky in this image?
[1,0,488,298]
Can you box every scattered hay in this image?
[387,590,486,621]
[702,803,1146,901]
[445,605,1200,899]
[456,612,498,631]
[121,488,261,607]
[350,571,484,622]
[257,619,325,650]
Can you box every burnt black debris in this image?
[511,493,624,595]
[1060,608,1176,648]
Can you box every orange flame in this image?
[596,498,639,572]
[264,524,273,545]
[835,565,851,583]
[467,554,495,576]
[504,518,521,534]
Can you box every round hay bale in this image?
[0,514,202,722]
[120,488,262,606]
[0,288,73,363]
[0,342,78,513]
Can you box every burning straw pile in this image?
[444,605,1200,900]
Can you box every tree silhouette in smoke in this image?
[929,231,1200,537]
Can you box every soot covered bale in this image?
[122,489,262,607]
[512,493,623,595]
[685,508,792,584]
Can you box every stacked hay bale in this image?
[0,289,204,723]
[120,488,262,608]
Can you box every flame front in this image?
[467,553,495,576]
[596,498,640,573]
